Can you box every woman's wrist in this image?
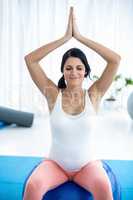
[62,34,71,43]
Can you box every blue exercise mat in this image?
[0,156,133,200]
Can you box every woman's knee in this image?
[24,160,68,194]
[25,177,48,194]
[93,176,112,192]
[25,179,37,193]
[92,177,113,200]
[23,178,48,200]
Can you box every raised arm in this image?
[72,9,121,100]
[25,7,73,100]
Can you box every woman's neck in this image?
[64,86,83,93]
[62,86,84,99]
[62,86,85,109]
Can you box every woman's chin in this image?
[67,82,82,88]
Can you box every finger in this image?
[72,9,76,20]
[70,6,74,12]
[69,7,73,19]
[68,8,73,24]
[72,13,76,26]
[72,12,76,25]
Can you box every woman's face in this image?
[63,57,86,88]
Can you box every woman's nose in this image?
[71,69,77,75]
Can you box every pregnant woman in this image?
[23,7,121,200]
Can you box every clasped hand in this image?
[64,7,81,41]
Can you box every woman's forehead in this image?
[64,57,84,66]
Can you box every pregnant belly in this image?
[48,144,94,171]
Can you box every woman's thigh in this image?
[73,160,112,193]
[26,159,69,191]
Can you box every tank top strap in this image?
[85,89,96,114]
[50,90,62,115]
[58,89,62,109]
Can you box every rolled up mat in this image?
[0,106,34,127]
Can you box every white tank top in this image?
[49,89,97,172]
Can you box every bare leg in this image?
[23,159,69,200]
[73,160,113,200]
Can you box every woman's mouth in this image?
[69,77,78,79]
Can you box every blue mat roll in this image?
[0,106,34,127]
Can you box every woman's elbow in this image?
[116,54,121,64]
[24,54,33,66]
[110,54,121,66]
[115,54,121,64]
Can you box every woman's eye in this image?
[66,68,71,70]
[77,68,82,70]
